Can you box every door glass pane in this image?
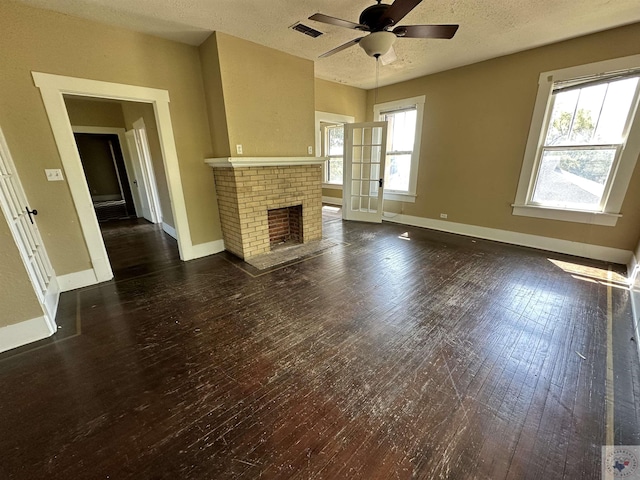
[385,154,412,191]
[532,148,616,208]
[327,158,343,184]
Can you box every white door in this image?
[125,129,153,222]
[0,128,59,326]
[343,122,387,223]
[132,118,162,224]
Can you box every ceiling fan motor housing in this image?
[359,3,394,31]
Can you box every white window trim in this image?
[315,111,354,189]
[374,95,425,203]
[513,55,640,227]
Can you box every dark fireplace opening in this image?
[268,205,302,250]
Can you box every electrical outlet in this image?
[308,146,313,155]
[440,213,448,219]
[236,144,243,155]
[45,169,64,181]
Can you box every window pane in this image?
[531,149,616,208]
[545,77,639,146]
[385,154,411,191]
[327,158,343,184]
[385,109,417,152]
[327,126,344,156]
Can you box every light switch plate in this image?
[236,144,243,155]
[45,169,64,181]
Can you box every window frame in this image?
[374,95,425,203]
[513,55,640,227]
[315,111,354,189]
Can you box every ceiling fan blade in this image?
[319,38,364,58]
[379,46,398,65]
[309,13,368,31]
[378,0,423,28]
[393,24,459,39]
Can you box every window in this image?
[323,123,344,185]
[513,55,640,226]
[315,111,354,188]
[374,96,425,202]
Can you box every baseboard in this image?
[0,316,55,354]
[162,222,177,239]
[183,239,225,261]
[57,269,98,292]
[382,213,633,265]
[322,196,342,206]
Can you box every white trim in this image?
[511,204,620,226]
[132,118,163,224]
[162,222,177,239]
[384,192,416,203]
[382,212,632,264]
[57,268,98,292]
[322,196,342,205]
[188,239,225,259]
[32,72,195,272]
[0,316,55,354]
[513,54,640,225]
[374,95,425,199]
[322,183,343,190]
[205,157,328,168]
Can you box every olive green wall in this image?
[204,32,315,157]
[314,78,367,201]
[367,22,640,251]
[198,32,231,158]
[0,0,220,289]
[65,97,126,128]
[0,216,43,328]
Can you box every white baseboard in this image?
[0,316,55,354]
[183,239,225,261]
[162,222,177,239]
[57,269,98,292]
[322,196,342,206]
[382,213,633,264]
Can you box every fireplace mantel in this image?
[205,157,328,168]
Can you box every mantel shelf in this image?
[205,157,328,168]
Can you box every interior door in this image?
[125,129,153,222]
[132,118,162,224]
[343,121,387,222]
[0,127,59,325]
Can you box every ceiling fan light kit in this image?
[359,31,396,57]
[309,0,459,60]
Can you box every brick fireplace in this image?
[206,157,326,260]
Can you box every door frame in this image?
[72,126,143,218]
[33,72,197,283]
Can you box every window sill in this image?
[384,192,416,203]
[511,204,621,226]
[322,183,343,190]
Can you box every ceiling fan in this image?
[309,0,459,61]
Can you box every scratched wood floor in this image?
[1,209,639,479]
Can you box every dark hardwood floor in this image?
[1,210,638,479]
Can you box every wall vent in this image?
[291,23,323,38]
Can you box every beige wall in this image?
[121,102,175,227]
[65,97,126,128]
[0,217,43,327]
[368,22,640,251]
[0,0,221,290]
[209,32,316,157]
[315,78,367,201]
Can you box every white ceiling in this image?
[16,0,640,89]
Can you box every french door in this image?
[0,127,59,326]
[342,122,387,222]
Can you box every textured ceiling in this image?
[15,0,640,89]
